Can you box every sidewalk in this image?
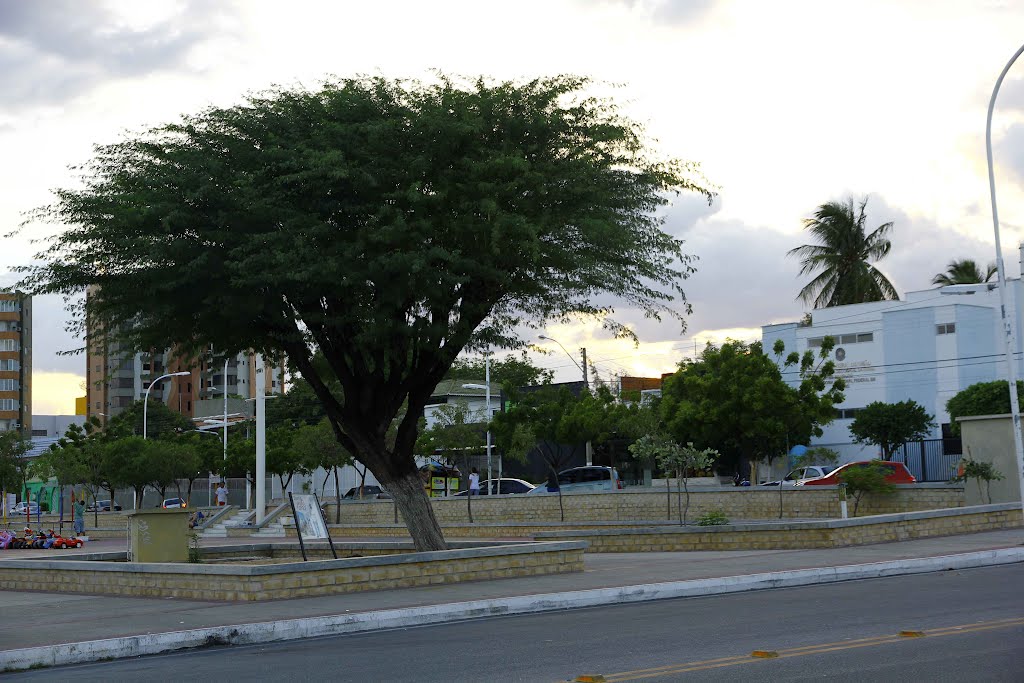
[1,529,1022,670]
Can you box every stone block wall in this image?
[0,542,585,601]
[324,486,964,526]
[532,505,1022,552]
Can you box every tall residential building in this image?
[0,291,31,435]
[86,343,285,424]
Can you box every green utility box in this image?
[127,509,190,562]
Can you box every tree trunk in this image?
[676,471,683,525]
[386,469,447,552]
[779,475,784,519]
[333,467,341,524]
[666,476,671,520]
[682,475,690,526]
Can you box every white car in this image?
[8,501,40,515]
[761,466,833,487]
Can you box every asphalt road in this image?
[11,564,1023,682]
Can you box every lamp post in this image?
[139,370,190,509]
[142,371,191,440]
[986,39,1024,516]
[539,334,593,465]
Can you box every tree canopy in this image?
[660,339,845,474]
[931,259,997,286]
[946,380,1024,433]
[443,352,553,391]
[20,75,713,551]
[788,196,899,308]
[848,400,935,459]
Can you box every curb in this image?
[3,547,1023,672]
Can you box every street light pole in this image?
[255,354,266,524]
[140,370,190,509]
[986,39,1024,517]
[539,335,592,465]
[142,371,191,440]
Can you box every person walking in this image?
[215,483,228,506]
[73,497,85,536]
[469,468,480,496]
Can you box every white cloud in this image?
[3,0,1024,406]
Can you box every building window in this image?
[809,332,873,348]
[0,300,20,312]
[936,323,956,335]
[95,402,101,409]
[0,399,19,411]
[834,407,863,420]
[0,339,19,351]
[32,429,47,437]
[0,379,18,391]
[1,360,19,371]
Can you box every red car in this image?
[798,461,917,485]
[50,535,84,549]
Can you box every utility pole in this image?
[581,346,592,466]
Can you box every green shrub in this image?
[696,509,729,526]
[839,461,895,515]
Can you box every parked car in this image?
[453,478,536,496]
[799,461,917,486]
[161,498,187,508]
[761,466,833,487]
[86,500,123,512]
[341,486,390,500]
[8,502,39,516]
[527,466,623,494]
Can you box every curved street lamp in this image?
[986,40,1024,516]
[142,371,191,440]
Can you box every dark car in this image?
[341,486,390,500]
[86,500,123,512]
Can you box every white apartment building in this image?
[763,250,1024,470]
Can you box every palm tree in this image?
[788,196,899,308]
[931,259,997,286]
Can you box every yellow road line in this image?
[597,616,1024,682]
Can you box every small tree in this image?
[0,431,32,506]
[946,380,1024,433]
[628,433,678,520]
[649,441,718,525]
[952,455,1004,504]
[292,419,354,523]
[848,400,935,460]
[417,403,483,523]
[838,461,895,515]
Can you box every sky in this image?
[2,0,1024,413]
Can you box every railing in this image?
[892,438,963,482]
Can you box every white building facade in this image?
[762,262,1023,469]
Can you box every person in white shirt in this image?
[215,484,228,506]
[469,468,480,496]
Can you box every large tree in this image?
[789,196,899,308]
[848,400,935,459]
[931,259,997,287]
[660,339,845,476]
[20,75,713,551]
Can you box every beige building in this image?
[86,341,284,424]
[0,291,30,436]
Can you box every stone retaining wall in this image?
[324,485,962,526]
[532,504,1022,552]
[0,542,585,601]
